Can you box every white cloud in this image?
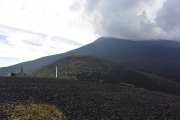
[0,25,83,67]
[76,0,169,40]
[137,0,166,23]
[0,0,97,44]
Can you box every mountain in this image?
[1,37,180,82]
[29,55,180,96]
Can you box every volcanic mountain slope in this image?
[2,37,180,82]
[29,55,180,96]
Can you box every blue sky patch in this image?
[23,40,42,46]
[0,35,7,40]
[51,36,84,46]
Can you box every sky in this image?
[0,0,180,67]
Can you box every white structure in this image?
[8,73,10,76]
[56,66,57,78]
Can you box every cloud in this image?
[23,40,42,46]
[155,0,180,40]
[51,36,83,46]
[0,26,46,62]
[71,0,179,40]
[40,36,82,55]
[0,0,96,67]
[0,0,97,45]
[0,35,7,40]
[0,25,83,67]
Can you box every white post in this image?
[56,66,57,78]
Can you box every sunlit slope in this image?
[29,55,180,96]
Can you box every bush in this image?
[119,82,135,87]
[0,103,67,120]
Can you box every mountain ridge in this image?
[1,37,180,82]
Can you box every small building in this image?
[9,67,27,77]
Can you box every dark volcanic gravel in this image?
[0,77,180,120]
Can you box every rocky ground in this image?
[0,77,180,120]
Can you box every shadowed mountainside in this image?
[1,37,180,82]
[29,55,180,96]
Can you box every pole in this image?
[56,66,57,78]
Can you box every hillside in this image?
[0,77,180,119]
[1,37,180,82]
[29,55,180,96]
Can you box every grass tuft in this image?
[119,82,135,87]
[0,103,67,120]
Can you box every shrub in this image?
[0,103,67,120]
[119,82,135,87]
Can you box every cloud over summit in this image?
[71,0,180,41]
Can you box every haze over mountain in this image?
[1,37,180,82]
[29,55,180,96]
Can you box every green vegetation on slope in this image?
[29,55,118,81]
[29,55,180,96]
[0,103,66,120]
